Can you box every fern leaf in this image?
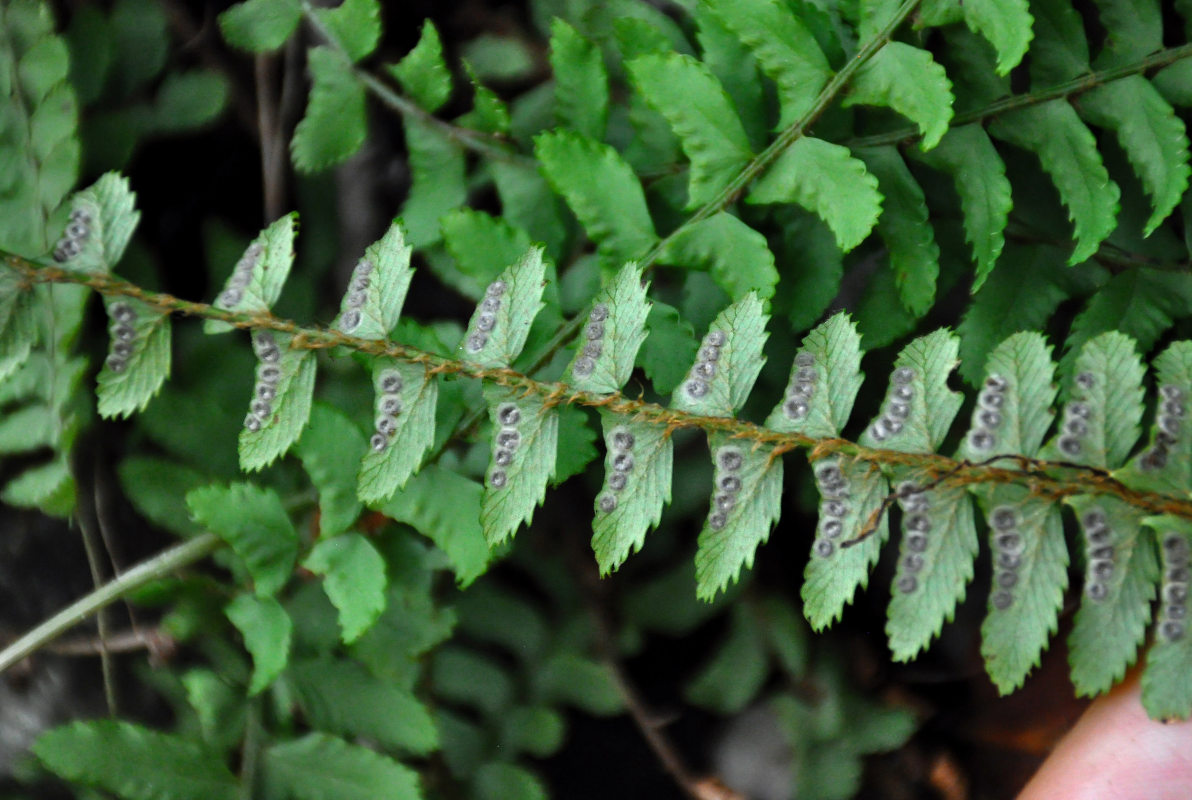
[1028,0,1089,85]
[34,720,238,800]
[695,435,783,600]
[535,129,657,266]
[626,52,753,207]
[239,330,316,472]
[0,270,35,382]
[567,262,651,395]
[218,0,301,53]
[481,385,558,545]
[187,482,299,597]
[692,3,767,149]
[684,604,768,711]
[640,301,698,395]
[910,124,1010,289]
[773,210,844,333]
[1118,341,1192,494]
[226,593,292,695]
[1066,496,1158,696]
[886,477,977,661]
[802,456,890,630]
[747,137,882,253]
[288,657,438,754]
[334,220,413,339]
[1152,60,1192,107]
[475,764,548,800]
[860,330,963,454]
[765,311,864,439]
[56,173,139,274]
[1091,0,1161,67]
[671,292,768,418]
[401,116,466,246]
[379,466,490,586]
[844,43,955,150]
[958,332,1057,460]
[291,47,367,172]
[963,0,1034,74]
[310,0,380,63]
[264,733,421,800]
[591,413,674,575]
[296,404,365,537]
[387,20,452,112]
[206,213,296,333]
[1,454,74,517]
[704,0,832,129]
[658,212,779,300]
[858,146,941,316]
[533,652,623,715]
[1141,518,1192,719]
[989,100,1120,264]
[491,160,569,259]
[549,19,608,140]
[441,209,534,300]
[1078,76,1191,236]
[978,487,1068,693]
[458,246,546,367]
[303,533,387,644]
[357,360,438,504]
[457,63,510,135]
[1044,331,1145,468]
[96,297,170,418]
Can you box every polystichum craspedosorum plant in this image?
[4,0,1192,797]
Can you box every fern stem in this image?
[0,533,220,676]
[849,43,1192,149]
[8,254,1192,529]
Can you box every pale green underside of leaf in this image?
[957,331,1056,460]
[357,360,438,504]
[566,262,651,394]
[705,0,831,129]
[96,297,171,418]
[187,482,299,598]
[218,0,301,52]
[910,124,1010,290]
[1141,518,1192,719]
[1078,76,1191,236]
[388,20,452,112]
[627,51,753,207]
[239,340,316,473]
[303,533,387,644]
[535,129,657,266]
[657,211,779,300]
[764,311,864,438]
[549,18,608,140]
[592,413,673,575]
[296,404,365,537]
[845,42,954,150]
[458,246,545,367]
[989,100,1120,265]
[291,47,367,172]
[227,594,292,695]
[401,115,466,247]
[963,0,1034,74]
[265,733,421,800]
[334,220,413,339]
[978,487,1068,694]
[64,173,140,274]
[886,477,977,661]
[748,136,882,253]
[1067,496,1158,696]
[696,436,783,600]
[671,292,768,418]
[802,457,889,630]
[206,213,296,333]
[859,329,962,454]
[34,720,238,800]
[481,385,558,545]
[858,146,940,316]
[1118,341,1192,494]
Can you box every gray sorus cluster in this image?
[1140,385,1187,471]
[1158,533,1190,642]
[339,259,374,333]
[244,331,282,432]
[707,445,745,530]
[683,330,727,400]
[597,426,635,512]
[869,367,916,442]
[466,280,506,353]
[988,505,1027,609]
[573,303,609,378]
[105,302,137,373]
[369,369,403,452]
[52,208,92,262]
[967,374,1009,452]
[782,352,817,420]
[811,459,850,557]
[489,402,522,489]
[219,243,264,308]
[1057,372,1096,458]
[1080,506,1116,601]
[895,483,930,594]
